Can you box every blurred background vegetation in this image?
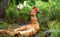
[0,0,60,37]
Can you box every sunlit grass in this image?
[48,20,60,37]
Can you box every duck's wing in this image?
[19,28,37,37]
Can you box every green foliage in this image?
[19,7,31,22]
[0,21,8,29]
[6,6,19,19]
[6,2,31,23]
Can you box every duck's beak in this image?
[37,12,40,14]
[37,11,42,14]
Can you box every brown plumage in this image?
[0,7,40,37]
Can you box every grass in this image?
[48,20,60,37]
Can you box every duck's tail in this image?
[0,29,12,36]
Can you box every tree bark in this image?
[0,0,9,19]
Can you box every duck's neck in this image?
[31,15,38,24]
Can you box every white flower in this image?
[24,1,27,6]
[17,3,23,9]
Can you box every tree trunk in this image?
[0,0,9,19]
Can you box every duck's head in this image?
[33,7,40,14]
[31,7,40,16]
